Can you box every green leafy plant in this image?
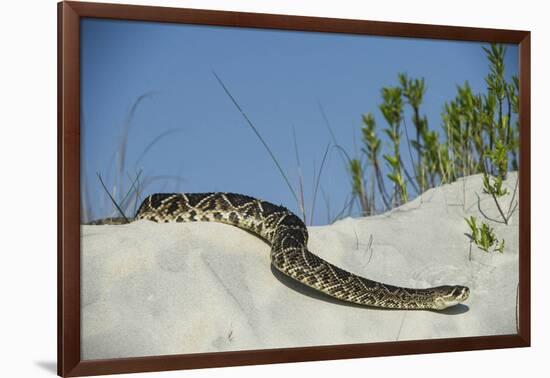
[481,172,515,225]
[348,158,370,215]
[483,174,509,198]
[465,216,505,254]
[343,43,519,218]
[481,141,513,225]
[380,86,408,206]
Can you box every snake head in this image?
[431,285,470,310]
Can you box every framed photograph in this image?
[58,1,530,376]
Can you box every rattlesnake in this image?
[89,192,470,310]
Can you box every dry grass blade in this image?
[365,234,374,265]
[292,126,307,223]
[309,143,331,225]
[321,187,332,224]
[96,172,130,223]
[331,193,353,223]
[133,171,142,215]
[119,170,143,214]
[212,70,299,206]
[117,92,156,198]
[317,101,347,166]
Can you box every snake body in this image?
[93,192,469,310]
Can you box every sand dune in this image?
[81,172,519,360]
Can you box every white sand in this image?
[81,173,519,360]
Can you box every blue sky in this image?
[80,18,518,225]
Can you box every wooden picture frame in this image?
[58,1,531,376]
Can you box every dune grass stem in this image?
[212,70,300,207]
[309,143,331,224]
[97,172,130,223]
[292,126,307,223]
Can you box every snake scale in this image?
[91,192,470,310]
